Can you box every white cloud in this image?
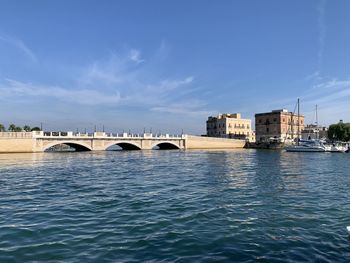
[306,79,350,104]
[0,34,37,62]
[151,100,212,116]
[298,78,350,124]
[0,47,210,115]
[75,49,203,111]
[129,49,144,64]
[305,71,321,82]
[0,79,121,105]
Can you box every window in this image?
[258,119,262,123]
[273,118,277,122]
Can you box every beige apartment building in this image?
[206,113,254,141]
[255,109,305,142]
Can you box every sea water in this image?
[0,150,349,262]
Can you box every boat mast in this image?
[315,104,319,140]
[297,98,300,145]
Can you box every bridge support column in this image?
[92,139,105,151]
[140,140,152,150]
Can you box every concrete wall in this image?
[0,132,35,153]
[185,135,245,149]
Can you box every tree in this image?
[328,121,350,141]
[23,125,31,132]
[0,123,5,132]
[8,124,17,132]
[31,127,41,131]
[8,124,23,132]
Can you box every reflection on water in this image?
[0,150,350,262]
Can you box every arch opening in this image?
[153,142,180,150]
[106,142,141,151]
[44,143,91,152]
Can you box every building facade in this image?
[255,109,305,142]
[301,124,328,140]
[206,113,253,141]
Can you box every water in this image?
[0,149,350,262]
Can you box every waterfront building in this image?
[206,113,253,141]
[301,124,328,140]
[255,109,305,142]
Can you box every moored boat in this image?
[286,139,327,152]
[285,100,328,152]
[325,142,348,153]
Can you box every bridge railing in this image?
[31,131,185,139]
[0,132,33,138]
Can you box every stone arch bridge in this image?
[0,131,245,153]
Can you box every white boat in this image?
[285,100,327,152]
[325,143,348,153]
[285,101,350,153]
[286,139,327,152]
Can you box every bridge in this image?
[0,131,246,153]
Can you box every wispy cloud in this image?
[0,46,212,116]
[151,99,212,116]
[305,78,350,104]
[298,78,350,124]
[0,79,121,105]
[0,34,37,62]
[129,49,144,64]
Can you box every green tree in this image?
[31,127,41,131]
[328,121,350,141]
[8,124,23,132]
[23,125,31,132]
[8,124,17,131]
[0,123,5,132]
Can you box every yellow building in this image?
[206,113,254,141]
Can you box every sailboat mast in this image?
[297,98,300,145]
[316,104,319,140]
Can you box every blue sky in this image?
[1,0,350,134]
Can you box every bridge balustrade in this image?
[0,132,33,138]
[30,131,184,139]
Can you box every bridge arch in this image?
[152,141,181,150]
[43,141,92,152]
[104,141,142,150]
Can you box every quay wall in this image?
[0,132,35,153]
[185,135,245,149]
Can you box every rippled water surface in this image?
[1,149,350,262]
